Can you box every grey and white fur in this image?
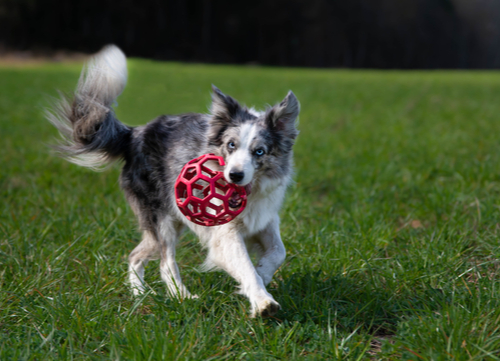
[46,45,300,317]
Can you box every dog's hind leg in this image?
[158,217,196,299]
[129,230,160,295]
[253,216,286,286]
[206,229,280,317]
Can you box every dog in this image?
[46,45,299,317]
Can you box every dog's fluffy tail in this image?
[46,45,132,170]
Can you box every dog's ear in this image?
[266,91,300,140]
[210,85,241,124]
[208,85,242,145]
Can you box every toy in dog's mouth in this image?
[174,154,248,226]
[228,183,251,209]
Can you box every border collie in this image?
[46,45,299,317]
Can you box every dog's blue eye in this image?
[228,142,235,149]
[255,149,265,156]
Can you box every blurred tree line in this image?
[1,0,499,68]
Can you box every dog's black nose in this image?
[229,171,244,183]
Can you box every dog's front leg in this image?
[206,229,280,317]
[254,216,286,286]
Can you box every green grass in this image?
[2,59,500,360]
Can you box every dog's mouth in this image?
[228,183,252,209]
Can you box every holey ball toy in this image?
[174,154,247,226]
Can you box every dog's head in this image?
[208,86,299,190]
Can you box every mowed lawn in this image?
[2,59,500,360]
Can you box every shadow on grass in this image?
[271,270,448,336]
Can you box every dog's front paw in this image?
[251,299,281,318]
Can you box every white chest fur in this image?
[238,177,287,237]
[183,176,289,244]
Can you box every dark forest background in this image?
[1,0,500,69]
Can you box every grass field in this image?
[2,59,500,360]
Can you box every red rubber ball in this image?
[174,154,247,226]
